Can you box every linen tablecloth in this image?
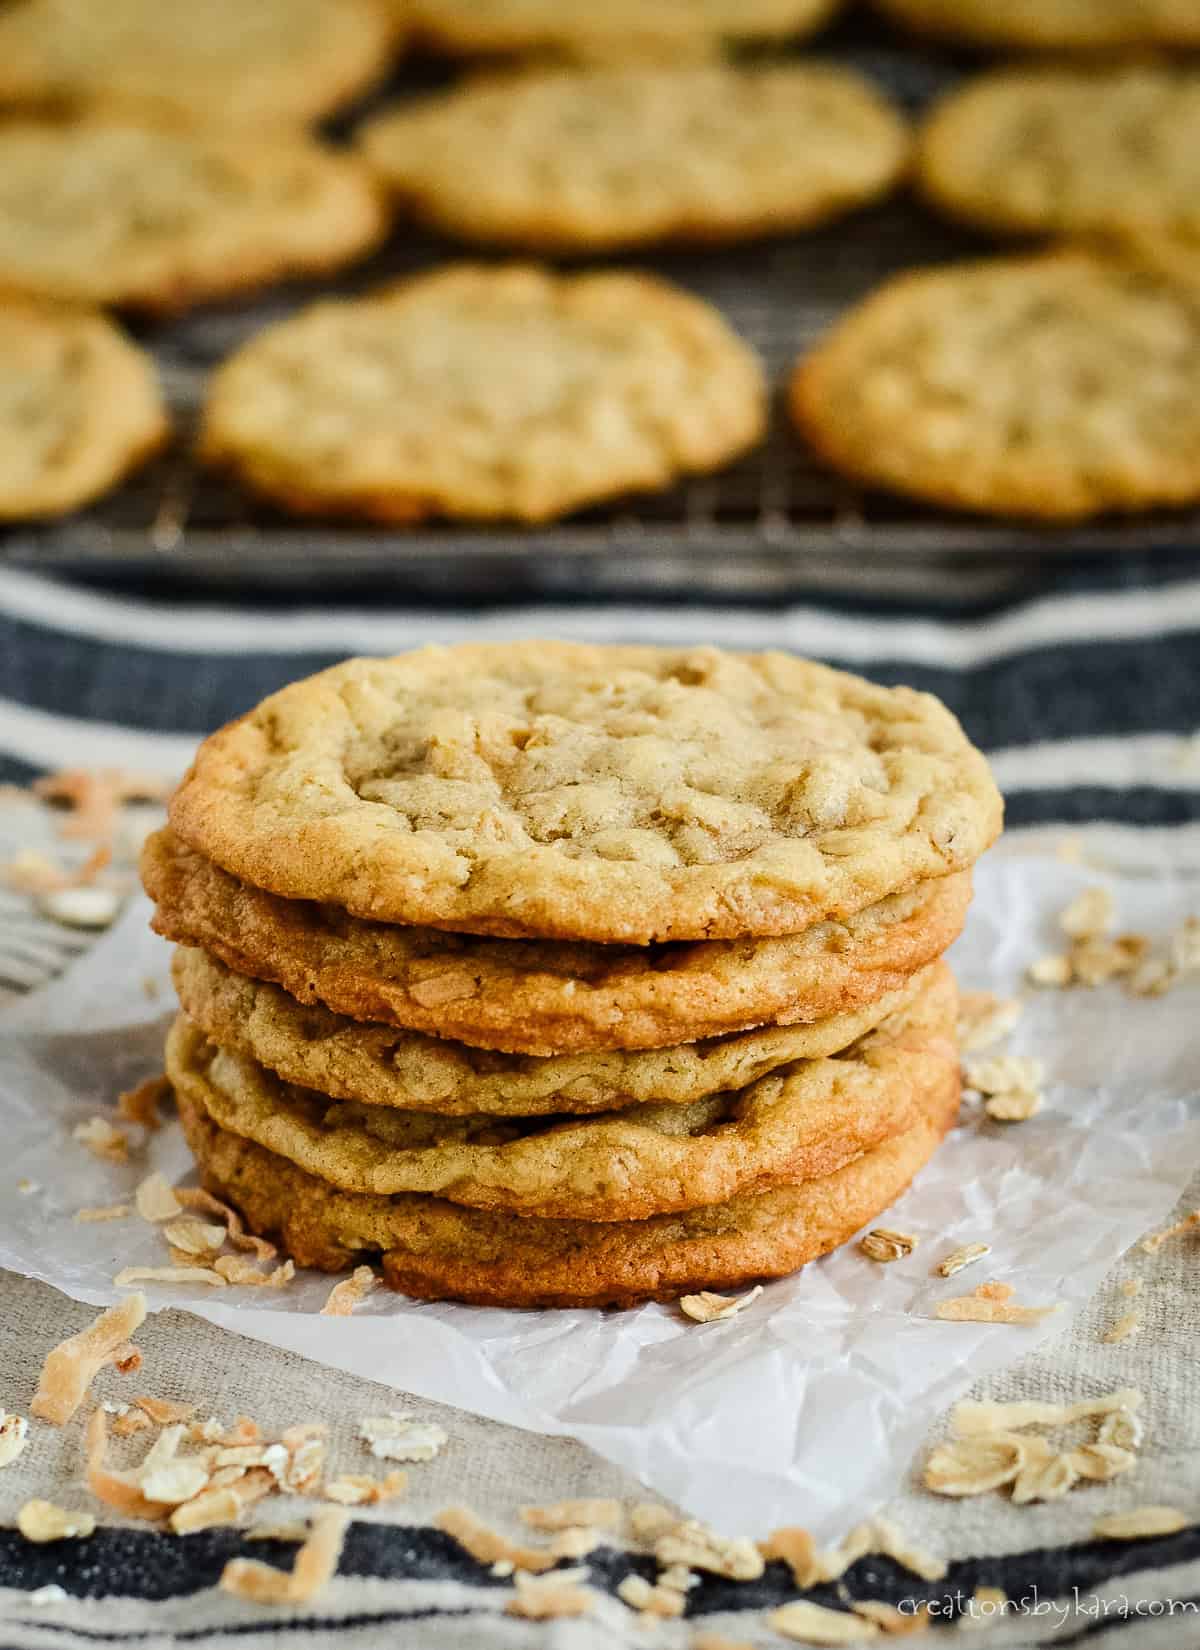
[1,558,1199,1648]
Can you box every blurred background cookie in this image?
[871,0,1200,50]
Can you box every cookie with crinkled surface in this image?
[0,122,386,313]
[918,67,1200,244]
[173,945,935,1115]
[409,0,841,58]
[792,252,1200,521]
[165,644,1000,944]
[166,963,956,1219]
[198,266,766,523]
[871,0,1200,49]
[0,296,168,520]
[175,1060,960,1305]
[0,0,396,129]
[359,63,908,252]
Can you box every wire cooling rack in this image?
[4,24,1199,596]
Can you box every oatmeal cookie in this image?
[791,252,1200,521]
[918,67,1200,244]
[172,945,933,1114]
[166,964,955,1219]
[165,643,1000,944]
[871,0,1200,50]
[408,0,841,59]
[0,0,396,129]
[0,122,386,313]
[359,63,909,251]
[176,1061,960,1305]
[198,266,766,523]
[0,296,168,520]
[146,832,970,1053]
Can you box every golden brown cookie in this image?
[0,296,168,520]
[791,252,1200,521]
[871,0,1200,49]
[359,63,909,252]
[165,964,955,1220]
[409,0,841,59]
[198,266,766,523]
[0,0,397,129]
[146,831,971,1055]
[175,1059,960,1306]
[0,122,386,313]
[172,945,934,1115]
[165,643,1000,944]
[917,67,1200,245]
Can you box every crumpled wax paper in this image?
[2,858,1199,1535]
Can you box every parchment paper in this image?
[2,858,1198,1535]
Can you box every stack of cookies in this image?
[142,642,1002,1309]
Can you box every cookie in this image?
[0,0,396,129]
[198,266,766,523]
[176,1061,960,1306]
[0,122,386,313]
[408,0,841,59]
[172,945,935,1115]
[0,296,168,520]
[146,831,970,1055]
[166,963,955,1220]
[791,252,1200,521]
[871,0,1200,50]
[359,63,908,252]
[918,67,1200,244]
[165,644,1000,944]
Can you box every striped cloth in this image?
[2,558,1200,1648]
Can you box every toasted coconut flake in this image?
[936,1292,1058,1326]
[760,1525,820,1588]
[113,1410,152,1438]
[521,1498,620,1533]
[655,1518,764,1581]
[679,1285,763,1324]
[436,1505,557,1572]
[964,1056,1043,1098]
[224,1417,260,1447]
[1028,953,1072,988]
[114,1265,226,1289]
[770,1599,879,1643]
[924,1434,1027,1497]
[1141,1210,1200,1254]
[40,886,120,929]
[1067,1443,1137,1482]
[956,992,1021,1053]
[73,1116,130,1162]
[118,1077,169,1133]
[359,1412,446,1463]
[323,1471,407,1507]
[617,1573,686,1618]
[3,848,68,893]
[507,1567,592,1620]
[175,1188,276,1261]
[85,1410,161,1518]
[320,1265,378,1317]
[1011,1440,1077,1505]
[974,1281,1015,1303]
[1103,1312,1140,1345]
[852,1600,930,1635]
[1061,887,1114,939]
[212,1255,294,1288]
[1093,1506,1189,1541]
[220,1506,349,1606]
[76,1204,132,1224]
[953,1389,1142,1436]
[985,1090,1043,1123]
[1120,1279,1144,1299]
[936,1244,990,1278]
[1072,935,1148,987]
[163,1218,227,1255]
[135,1397,197,1426]
[247,1520,309,1542]
[0,1410,29,1469]
[691,1634,756,1650]
[17,1500,95,1543]
[137,1424,210,1506]
[1098,1409,1144,1452]
[32,1294,147,1425]
[815,1522,875,1583]
[630,1502,678,1543]
[1128,956,1174,998]
[135,1173,182,1223]
[170,1487,244,1534]
[281,1424,327,1494]
[860,1229,918,1263]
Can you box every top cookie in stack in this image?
[143,642,1001,1308]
